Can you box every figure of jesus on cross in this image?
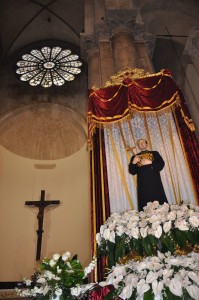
[25,190,60,261]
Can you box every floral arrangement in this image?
[16,251,96,300]
[96,201,199,267]
[99,251,199,300]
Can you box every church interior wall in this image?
[0,144,91,281]
[0,0,199,284]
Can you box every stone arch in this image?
[0,103,87,160]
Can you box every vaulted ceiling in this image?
[0,0,84,61]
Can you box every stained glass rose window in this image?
[16,47,82,88]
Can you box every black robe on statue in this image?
[129,150,168,211]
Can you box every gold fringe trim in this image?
[87,93,179,124]
[91,145,98,281]
[179,105,195,131]
[99,129,106,223]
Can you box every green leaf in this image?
[183,289,195,300]
[133,239,144,256]
[71,254,78,260]
[104,288,118,300]
[163,287,182,300]
[115,238,125,262]
[142,237,153,256]
[174,228,187,248]
[187,230,199,245]
[127,289,137,300]
[143,288,153,300]
[161,233,176,253]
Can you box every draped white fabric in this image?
[104,111,196,213]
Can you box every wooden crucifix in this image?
[25,190,60,261]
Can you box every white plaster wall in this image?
[0,143,91,281]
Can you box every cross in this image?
[25,190,60,261]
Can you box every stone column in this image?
[135,42,154,73]
[87,47,101,88]
[93,0,105,24]
[111,27,138,72]
[99,39,115,86]
[84,0,94,35]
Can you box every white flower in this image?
[100,225,105,235]
[167,211,176,221]
[117,225,126,236]
[84,258,96,277]
[188,271,199,285]
[149,215,161,223]
[152,221,161,230]
[103,228,111,240]
[146,271,158,284]
[152,280,163,296]
[55,288,63,296]
[24,279,32,286]
[96,233,101,245]
[36,277,46,284]
[137,261,147,272]
[71,286,82,297]
[110,231,115,243]
[175,219,189,231]
[49,259,56,267]
[163,268,174,278]
[169,278,182,297]
[125,274,138,287]
[154,225,162,238]
[137,279,150,295]
[53,254,60,261]
[42,286,50,295]
[67,262,72,269]
[163,221,172,233]
[98,281,107,287]
[157,251,165,260]
[169,258,182,266]
[140,226,148,238]
[186,285,199,300]
[112,266,126,276]
[57,266,62,274]
[62,251,71,261]
[189,216,199,228]
[130,227,139,239]
[120,284,133,299]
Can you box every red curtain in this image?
[173,105,199,201]
[88,69,183,145]
[90,128,111,281]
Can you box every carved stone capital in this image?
[80,33,98,61]
[106,9,137,35]
[95,20,112,41]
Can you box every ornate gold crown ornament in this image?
[105,68,151,87]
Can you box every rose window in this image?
[16,47,82,88]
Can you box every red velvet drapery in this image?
[90,129,111,281]
[88,69,194,146]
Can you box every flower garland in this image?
[96,202,199,267]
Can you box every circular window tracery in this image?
[16,47,82,88]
